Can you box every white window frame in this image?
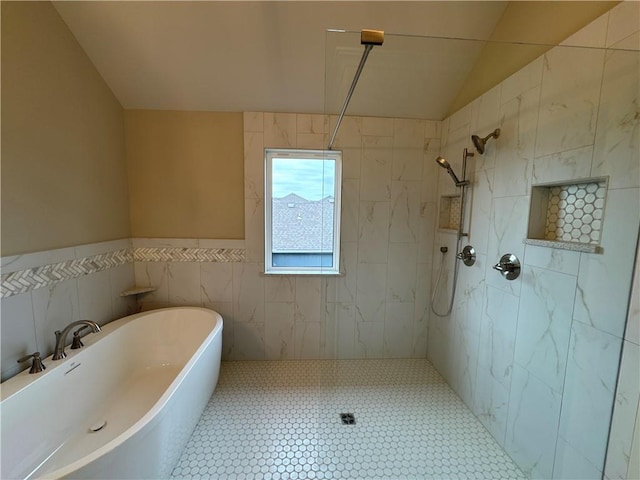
[264,148,342,275]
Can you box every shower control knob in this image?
[493,254,521,280]
[456,245,476,267]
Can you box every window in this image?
[265,149,342,275]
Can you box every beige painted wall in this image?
[449,1,619,115]
[1,1,131,256]
[124,110,244,239]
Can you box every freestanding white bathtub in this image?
[1,307,223,480]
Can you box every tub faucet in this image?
[53,320,101,360]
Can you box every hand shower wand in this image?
[431,129,500,317]
[431,148,474,317]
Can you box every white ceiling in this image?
[52,1,512,119]
[52,2,510,119]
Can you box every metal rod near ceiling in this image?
[327,29,384,150]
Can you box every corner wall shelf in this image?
[120,286,156,297]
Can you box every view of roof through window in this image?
[272,193,334,253]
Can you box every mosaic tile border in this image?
[1,249,133,298]
[133,247,245,263]
[1,246,246,299]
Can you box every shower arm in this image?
[328,30,384,150]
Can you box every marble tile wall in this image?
[239,112,440,359]
[131,238,245,360]
[605,238,640,480]
[428,3,640,479]
[0,239,136,381]
[131,113,440,362]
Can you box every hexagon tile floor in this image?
[171,359,525,480]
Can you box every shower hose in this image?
[430,243,461,318]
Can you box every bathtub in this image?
[0,307,223,479]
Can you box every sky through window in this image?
[272,158,335,200]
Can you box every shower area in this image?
[172,8,640,479]
[247,21,636,480]
[313,21,639,480]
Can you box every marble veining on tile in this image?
[514,266,576,393]
[605,340,640,480]
[505,364,562,479]
[535,46,605,158]
[591,46,640,190]
[557,322,623,475]
[240,112,437,362]
[494,87,539,198]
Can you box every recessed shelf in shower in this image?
[438,194,462,231]
[526,177,608,253]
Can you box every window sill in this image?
[260,270,345,277]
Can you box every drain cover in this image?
[340,413,356,425]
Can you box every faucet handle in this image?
[52,330,67,360]
[17,352,46,374]
[71,331,84,349]
[70,325,90,349]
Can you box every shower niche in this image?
[438,194,462,231]
[525,177,608,253]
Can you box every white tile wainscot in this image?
[0,239,136,381]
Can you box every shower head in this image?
[435,156,464,186]
[471,128,501,155]
[436,156,450,169]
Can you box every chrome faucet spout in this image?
[52,320,101,360]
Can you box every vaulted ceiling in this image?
[52,1,617,120]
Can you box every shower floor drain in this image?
[340,413,356,425]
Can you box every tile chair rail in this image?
[1,249,133,299]
[133,247,245,263]
[1,247,246,299]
